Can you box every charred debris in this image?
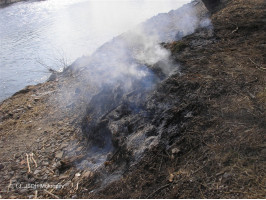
[79,0,265,198]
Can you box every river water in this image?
[0,0,189,101]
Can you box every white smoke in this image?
[123,28,170,65]
[55,0,212,171]
[55,1,211,109]
[77,1,210,92]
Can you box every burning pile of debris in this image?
[80,0,209,162]
[76,0,211,179]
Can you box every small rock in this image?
[55,151,64,159]
[75,173,81,177]
[172,148,181,154]
[169,173,174,182]
[184,111,193,118]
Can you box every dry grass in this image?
[84,0,265,198]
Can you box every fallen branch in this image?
[44,189,60,199]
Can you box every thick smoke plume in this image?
[61,0,211,170]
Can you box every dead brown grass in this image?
[84,0,265,198]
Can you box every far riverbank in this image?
[0,0,25,6]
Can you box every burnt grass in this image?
[82,0,266,198]
[0,0,265,199]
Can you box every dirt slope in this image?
[0,0,265,198]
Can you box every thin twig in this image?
[230,23,238,34]
[26,153,31,173]
[36,60,57,73]
[76,182,79,191]
[249,58,266,71]
[30,153,38,168]
[44,189,60,199]
[146,183,171,198]
[47,167,54,174]
[191,164,206,175]
[34,190,38,199]
[159,156,163,172]
[7,179,12,191]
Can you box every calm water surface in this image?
[0,0,189,101]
